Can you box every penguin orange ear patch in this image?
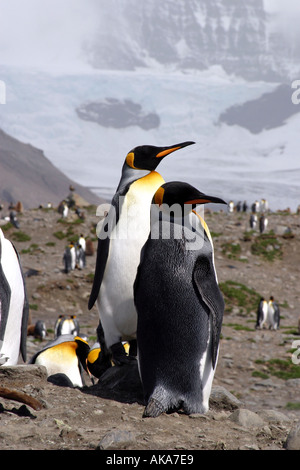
[154,187,165,206]
[126,152,137,169]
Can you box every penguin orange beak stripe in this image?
[185,199,213,205]
[156,146,181,158]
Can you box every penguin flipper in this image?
[88,236,110,309]
[0,242,11,346]
[88,184,131,310]
[193,255,224,369]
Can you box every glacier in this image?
[0,64,299,211]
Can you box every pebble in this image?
[229,408,265,428]
[96,429,136,450]
[285,421,300,450]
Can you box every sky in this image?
[0,0,99,70]
[0,0,300,71]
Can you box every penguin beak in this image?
[185,194,227,206]
[155,141,195,159]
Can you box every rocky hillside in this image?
[0,203,300,450]
[0,128,101,209]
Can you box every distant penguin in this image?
[255,298,268,329]
[88,141,195,365]
[54,315,80,338]
[78,234,86,252]
[76,244,86,270]
[134,181,226,417]
[228,201,234,213]
[9,210,19,229]
[236,201,242,212]
[70,243,76,269]
[268,296,280,330]
[0,229,29,365]
[27,320,47,340]
[251,201,259,214]
[63,243,76,273]
[261,199,269,213]
[242,201,248,212]
[259,214,268,234]
[29,335,90,387]
[250,213,257,230]
[58,200,68,218]
[62,202,68,218]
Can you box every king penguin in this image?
[267,296,280,330]
[0,228,29,366]
[255,298,268,329]
[88,142,195,365]
[134,181,227,417]
[29,335,90,387]
[54,315,80,338]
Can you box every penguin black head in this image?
[125,141,195,172]
[153,181,227,211]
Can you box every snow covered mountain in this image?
[88,0,297,82]
[0,0,299,211]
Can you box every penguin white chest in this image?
[0,234,25,365]
[98,172,164,346]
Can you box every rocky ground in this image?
[0,201,300,451]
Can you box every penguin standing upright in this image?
[134,181,226,417]
[250,213,257,230]
[63,243,76,273]
[88,142,195,365]
[54,315,80,338]
[76,243,86,270]
[259,214,268,234]
[0,229,29,365]
[29,335,90,387]
[255,298,268,329]
[9,210,20,229]
[268,296,280,330]
[78,234,86,252]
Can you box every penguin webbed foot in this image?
[110,341,137,366]
[143,397,165,418]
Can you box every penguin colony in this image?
[0,141,287,418]
[228,198,269,233]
